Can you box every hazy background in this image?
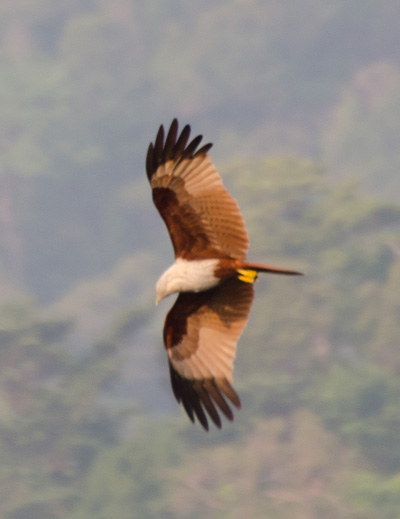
[1,1,400,517]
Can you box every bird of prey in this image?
[146,119,302,430]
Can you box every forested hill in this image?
[1,2,400,518]
[1,0,400,302]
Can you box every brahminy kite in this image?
[146,119,302,430]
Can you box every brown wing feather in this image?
[164,278,254,430]
[147,119,249,260]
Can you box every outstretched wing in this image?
[146,119,249,260]
[163,278,254,430]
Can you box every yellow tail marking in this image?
[237,269,258,284]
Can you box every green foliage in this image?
[0,301,120,517]
[311,364,400,471]
[348,471,400,519]
[156,411,360,519]
[322,61,400,199]
[369,261,400,374]
[72,427,180,519]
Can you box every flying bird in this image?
[146,119,302,430]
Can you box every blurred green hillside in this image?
[1,1,400,518]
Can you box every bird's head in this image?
[155,268,177,305]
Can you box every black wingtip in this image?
[163,119,179,162]
[168,361,241,431]
[146,119,213,182]
[194,142,213,157]
[145,142,154,181]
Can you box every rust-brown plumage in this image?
[147,119,249,260]
[146,119,302,430]
[164,279,253,429]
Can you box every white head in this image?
[155,258,220,304]
[155,267,180,304]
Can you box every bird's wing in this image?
[146,119,249,260]
[164,278,254,430]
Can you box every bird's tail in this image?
[236,261,303,283]
[244,261,303,276]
